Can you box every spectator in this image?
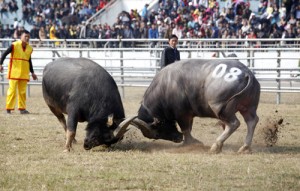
[45,25,50,39]
[157,20,166,38]
[139,21,148,38]
[279,3,287,19]
[69,25,78,39]
[242,2,252,19]
[49,23,59,46]
[119,11,131,26]
[249,13,260,30]
[8,0,18,15]
[58,25,70,39]
[79,21,88,39]
[172,24,182,38]
[87,24,99,47]
[109,26,118,47]
[258,21,271,38]
[288,14,297,26]
[141,3,149,22]
[122,24,133,47]
[13,26,24,40]
[148,23,159,47]
[98,24,106,47]
[43,3,54,20]
[2,24,13,39]
[0,2,9,19]
[13,17,19,29]
[38,26,46,47]
[283,27,296,44]
[211,22,220,38]
[70,1,77,15]
[96,0,107,12]
[225,8,235,23]
[258,0,267,15]
[132,21,141,38]
[269,24,282,39]
[104,25,112,39]
[160,34,180,68]
[246,29,260,48]
[30,25,39,39]
[35,15,46,28]
[130,9,139,20]
[149,9,157,24]
[164,23,173,39]
[295,5,300,20]
[241,19,251,36]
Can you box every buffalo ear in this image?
[107,114,114,127]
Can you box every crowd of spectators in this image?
[1,0,300,48]
[0,0,19,19]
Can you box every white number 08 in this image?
[211,64,242,82]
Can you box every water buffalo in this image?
[42,57,133,152]
[132,59,260,153]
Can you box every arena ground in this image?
[1,87,300,190]
[1,86,300,151]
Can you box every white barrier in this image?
[1,38,300,104]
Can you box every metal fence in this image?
[0,38,300,104]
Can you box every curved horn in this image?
[130,118,156,138]
[113,116,137,138]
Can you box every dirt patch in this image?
[258,110,285,147]
[165,143,210,154]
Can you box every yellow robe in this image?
[8,40,33,81]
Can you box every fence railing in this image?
[0,38,299,104]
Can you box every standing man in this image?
[0,30,38,114]
[148,23,159,48]
[161,34,180,68]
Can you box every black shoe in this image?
[6,110,11,114]
[20,110,30,114]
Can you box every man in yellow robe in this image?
[0,30,38,114]
[49,23,60,46]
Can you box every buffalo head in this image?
[83,115,136,150]
[130,106,183,143]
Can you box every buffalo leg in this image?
[238,108,259,153]
[210,115,240,153]
[48,105,77,144]
[64,113,78,152]
[48,105,67,131]
[177,118,201,145]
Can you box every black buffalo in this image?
[42,57,134,152]
[132,59,260,153]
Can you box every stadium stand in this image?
[1,0,300,48]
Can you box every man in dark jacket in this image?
[160,34,180,68]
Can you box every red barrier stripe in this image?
[11,58,29,62]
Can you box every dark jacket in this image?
[160,46,180,68]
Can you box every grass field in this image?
[1,87,300,191]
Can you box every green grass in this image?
[1,87,300,190]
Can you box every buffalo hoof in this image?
[210,142,223,154]
[183,137,202,145]
[171,133,184,143]
[63,148,70,152]
[237,145,252,154]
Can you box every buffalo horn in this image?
[130,118,155,138]
[113,116,137,138]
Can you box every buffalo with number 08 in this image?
[131,59,261,153]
